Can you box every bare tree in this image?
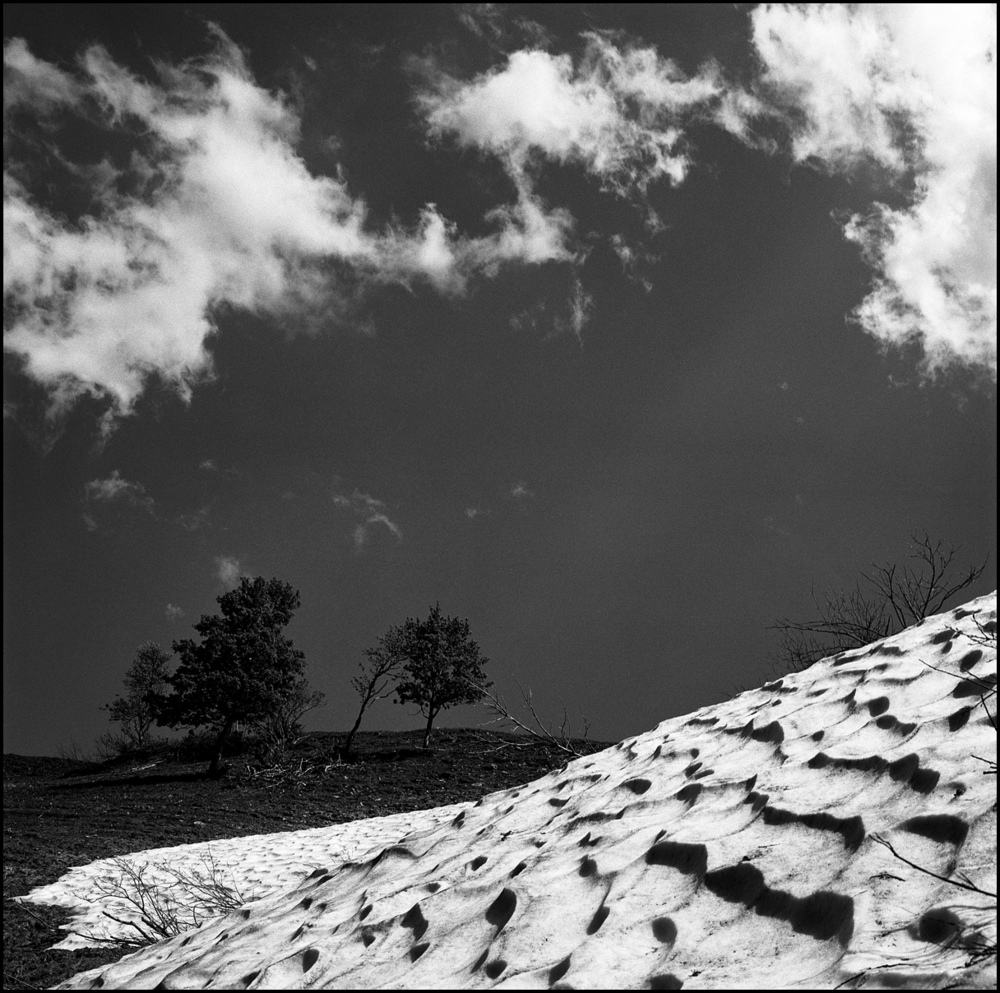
[342,627,405,758]
[770,531,988,675]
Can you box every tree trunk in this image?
[422,709,436,749]
[342,712,364,760]
[208,719,234,777]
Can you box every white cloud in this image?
[176,505,210,531]
[418,39,749,195]
[334,487,402,547]
[553,276,593,346]
[351,523,368,549]
[165,603,185,621]
[4,32,585,425]
[414,34,762,340]
[3,37,80,116]
[455,5,550,51]
[510,481,535,500]
[750,3,997,376]
[349,514,403,550]
[332,489,385,512]
[84,470,157,516]
[214,555,241,588]
[365,512,403,541]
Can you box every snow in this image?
[22,592,997,990]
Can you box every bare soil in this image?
[3,729,608,991]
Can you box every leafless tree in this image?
[769,531,988,675]
[342,628,406,758]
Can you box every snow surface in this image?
[24,592,998,990]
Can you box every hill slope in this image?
[33,593,999,990]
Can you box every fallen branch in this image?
[475,677,596,758]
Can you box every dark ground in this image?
[3,729,609,991]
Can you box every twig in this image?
[871,835,997,898]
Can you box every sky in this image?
[3,3,997,757]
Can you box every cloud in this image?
[366,512,403,541]
[455,5,551,51]
[3,37,80,116]
[334,487,402,547]
[332,489,385,512]
[552,276,593,346]
[350,515,403,549]
[214,555,241,588]
[749,3,997,376]
[465,506,489,519]
[165,603,185,621]
[4,31,586,426]
[176,505,210,531]
[84,470,157,516]
[351,523,368,549]
[418,38,751,196]
[510,481,535,500]
[415,33,762,337]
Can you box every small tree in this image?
[770,531,989,675]
[343,627,407,759]
[251,675,326,763]
[389,603,491,747]
[101,642,171,752]
[155,577,308,776]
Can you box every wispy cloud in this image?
[418,36,752,198]
[362,512,403,543]
[455,5,550,51]
[414,33,762,337]
[214,555,241,588]
[6,7,991,428]
[422,10,996,375]
[332,489,386,512]
[165,603,185,621]
[552,276,594,346]
[198,459,240,480]
[83,470,157,518]
[3,30,586,426]
[749,3,997,376]
[350,514,403,549]
[176,505,211,532]
[334,487,403,548]
[510,481,535,500]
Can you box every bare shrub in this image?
[769,531,988,675]
[72,849,250,948]
[248,677,326,765]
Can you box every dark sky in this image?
[4,4,996,756]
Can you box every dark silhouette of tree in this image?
[155,577,307,776]
[343,626,406,759]
[101,641,171,751]
[388,603,491,747]
[769,531,989,675]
